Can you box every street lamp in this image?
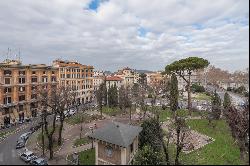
[73,152,79,165]
[89,126,94,149]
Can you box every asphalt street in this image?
[0,119,39,165]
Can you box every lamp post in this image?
[89,126,94,149]
[73,152,79,165]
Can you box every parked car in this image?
[16,139,25,149]
[19,132,32,141]
[25,118,32,123]
[69,109,76,115]
[30,158,48,165]
[30,126,40,132]
[20,151,37,162]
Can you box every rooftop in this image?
[88,121,142,148]
[106,76,123,81]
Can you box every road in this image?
[0,119,39,165]
[0,102,96,165]
[206,85,247,106]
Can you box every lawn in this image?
[65,113,92,125]
[178,119,243,165]
[102,106,123,116]
[193,93,212,101]
[0,131,8,139]
[0,129,14,139]
[37,125,62,151]
[73,137,91,147]
[68,148,95,165]
[159,109,203,122]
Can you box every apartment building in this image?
[0,59,58,126]
[105,76,123,90]
[93,71,105,91]
[146,72,167,87]
[52,59,94,104]
[114,67,138,88]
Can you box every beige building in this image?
[105,76,123,90]
[89,122,142,165]
[52,59,94,104]
[0,59,58,127]
[115,67,138,88]
[146,72,166,87]
[93,71,105,91]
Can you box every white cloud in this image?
[0,0,248,72]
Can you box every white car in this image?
[20,151,37,163]
[19,132,32,141]
[69,109,76,115]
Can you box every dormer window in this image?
[105,145,113,157]
[4,70,12,75]
[19,71,25,75]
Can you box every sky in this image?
[0,0,249,72]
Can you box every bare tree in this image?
[38,88,58,159]
[174,117,188,165]
[224,105,249,161]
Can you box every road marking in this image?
[0,153,3,162]
[12,149,17,158]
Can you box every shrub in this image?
[191,83,205,93]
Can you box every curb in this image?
[0,125,28,144]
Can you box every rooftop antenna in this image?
[9,48,12,59]
[7,48,9,59]
[18,48,21,61]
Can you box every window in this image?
[42,77,48,83]
[19,71,25,75]
[31,77,37,83]
[31,86,37,91]
[4,97,12,104]
[19,95,25,101]
[4,87,11,93]
[31,94,37,99]
[105,145,113,157]
[4,78,11,84]
[52,71,55,74]
[67,74,70,78]
[130,143,134,153]
[4,70,12,75]
[19,105,24,112]
[32,71,36,75]
[19,77,25,84]
[43,71,46,74]
[51,76,57,82]
[19,87,25,92]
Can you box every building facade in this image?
[0,59,58,127]
[52,59,94,104]
[93,71,105,91]
[114,67,138,88]
[105,76,123,90]
[146,72,166,87]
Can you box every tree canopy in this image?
[165,57,210,75]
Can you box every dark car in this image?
[30,158,48,165]
[16,140,25,149]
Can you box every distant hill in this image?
[104,71,112,75]
[136,70,154,74]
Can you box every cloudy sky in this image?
[0,0,249,72]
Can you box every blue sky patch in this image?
[192,23,204,30]
[87,0,108,11]
[138,27,148,37]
